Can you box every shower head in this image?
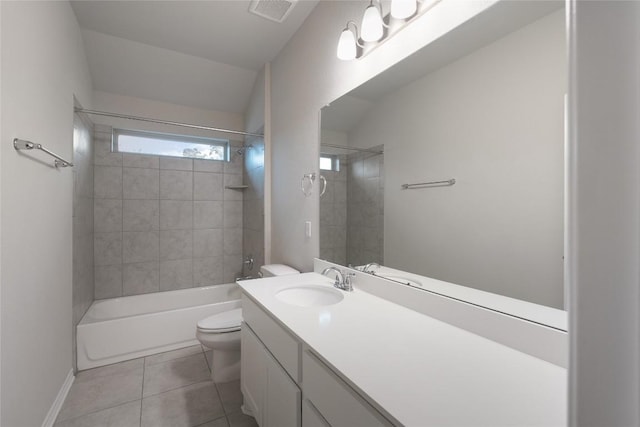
[235,144,253,156]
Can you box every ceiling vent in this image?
[249,0,298,23]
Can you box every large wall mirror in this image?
[319,0,567,317]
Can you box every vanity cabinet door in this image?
[265,351,301,427]
[302,400,331,427]
[242,321,301,427]
[243,295,301,382]
[241,322,267,425]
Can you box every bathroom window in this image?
[320,154,340,171]
[113,129,229,161]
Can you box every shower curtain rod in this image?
[321,143,383,154]
[74,108,264,138]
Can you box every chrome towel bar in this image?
[13,138,73,168]
[401,179,455,189]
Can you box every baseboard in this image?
[42,369,75,427]
[241,404,254,418]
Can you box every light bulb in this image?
[337,27,357,60]
[390,0,416,19]
[361,4,383,42]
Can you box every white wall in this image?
[91,90,244,143]
[245,67,266,135]
[347,10,565,308]
[81,29,257,114]
[569,1,640,425]
[0,1,93,425]
[270,0,500,271]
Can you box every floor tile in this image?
[57,366,143,422]
[215,380,242,415]
[75,358,144,382]
[227,412,258,427]
[54,400,141,427]
[145,345,204,366]
[141,381,225,427]
[203,349,213,371]
[196,417,229,427]
[143,353,210,397]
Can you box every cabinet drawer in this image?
[302,351,393,427]
[243,294,301,382]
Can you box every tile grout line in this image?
[56,398,143,425]
[192,414,229,427]
[145,349,204,367]
[140,357,146,427]
[142,376,213,400]
[202,345,212,373]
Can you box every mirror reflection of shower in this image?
[319,143,384,267]
[232,144,253,159]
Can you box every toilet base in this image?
[210,348,240,383]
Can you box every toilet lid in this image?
[197,308,242,332]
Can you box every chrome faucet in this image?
[362,262,380,274]
[321,267,354,292]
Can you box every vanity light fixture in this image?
[337,21,364,61]
[361,0,385,42]
[337,0,438,61]
[391,0,417,19]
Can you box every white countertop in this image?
[239,273,567,427]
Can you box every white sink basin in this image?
[276,285,344,307]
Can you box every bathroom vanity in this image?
[238,267,567,427]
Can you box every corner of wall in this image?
[264,62,272,265]
[0,1,3,423]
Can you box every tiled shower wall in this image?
[319,149,384,267]
[242,136,265,276]
[347,150,384,266]
[72,112,94,365]
[92,124,244,299]
[319,157,348,265]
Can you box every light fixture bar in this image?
[336,0,442,61]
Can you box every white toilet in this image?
[196,264,300,383]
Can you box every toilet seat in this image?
[197,308,242,333]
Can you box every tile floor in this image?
[55,345,258,427]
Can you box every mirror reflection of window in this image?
[319,154,340,171]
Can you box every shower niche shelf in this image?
[225,185,249,190]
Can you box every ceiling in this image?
[71,0,319,113]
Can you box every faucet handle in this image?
[344,273,356,291]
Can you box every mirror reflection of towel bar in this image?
[401,179,455,190]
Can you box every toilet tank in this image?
[260,264,300,277]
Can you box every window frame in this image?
[319,154,340,172]
[112,128,230,161]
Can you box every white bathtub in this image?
[77,283,241,370]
